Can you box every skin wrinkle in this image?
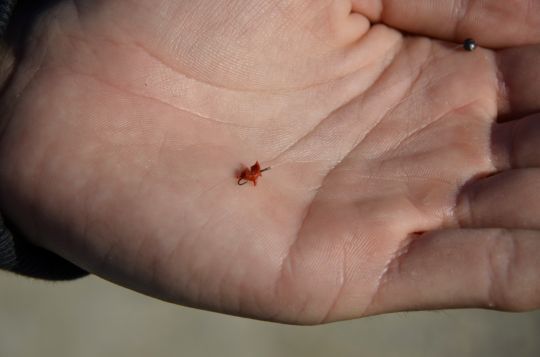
[271,40,434,168]
[320,231,350,324]
[381,97,456,158]
[382,100,497,190]
[271,203,311,322]
[385,99,491,169]
[294,289,312,324]
[276,142,359,322]
[193,209,237,308]
[179,14,224,73]
[134,36,369,94]
[60,25,125,54]
[486,229,517,309]
[331,168,455,186]
[452,0,468,24]
[211,225,237,315]
[364,233,413,315]
[452,0,470,39]
[347,41,437,153]
[216,233,240,316]
[162,229,192,302]
[82,147,127,274]
[271,98,353,165]
[236,223,281,319]
[97,142,228,173]
[506,230,520,308]
[61,27,399,143]
[403,183,434,223]
[134,145,160,196]
[269,163,330,322]
[113,133,168,213]
[162,219,212,308]
[501,229,518,307]
[143,190,211,302]
[486,230,502,308]
[53,31,273,128]
[219,217,277,317]
[490,122,513,171]
[238,235,272,319]
[495,52,540,120]
[266,55,399,164]
[134,34,393,96]
[493,56,510,115]
[128,17,420,96]
[63,66,259,129]
[131,185,189,293]
[457,181,475,228]
[154,206,210,288]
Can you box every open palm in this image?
[1,0,540,324]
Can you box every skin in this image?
[1,0,540,325]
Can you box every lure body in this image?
[237,161,270,186]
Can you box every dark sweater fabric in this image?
[0,214,89,280]
[0,0,16,37]
[0,0,89,280]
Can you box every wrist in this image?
[0,0,89,281]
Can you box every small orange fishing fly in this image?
[237,161,271,186]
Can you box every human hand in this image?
[1,0,540,324]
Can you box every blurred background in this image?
[2,272,540,357]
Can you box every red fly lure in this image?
[237,161,271,186]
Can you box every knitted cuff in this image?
[0,0,16,38]
[0,213,89,280]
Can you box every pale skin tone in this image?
[1,0,540,324]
